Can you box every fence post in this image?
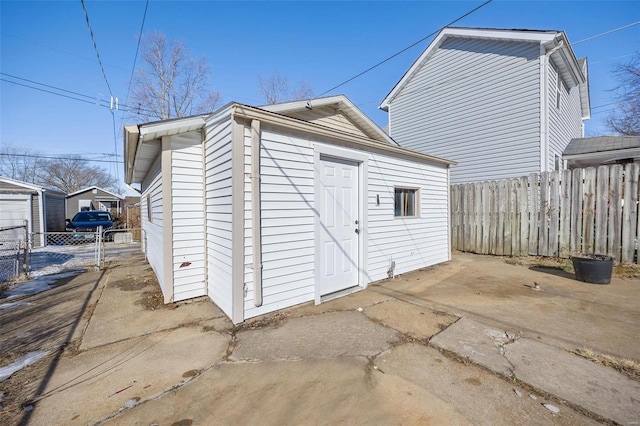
[96,225,103,270]
[22,220,29,277]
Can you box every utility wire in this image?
[572,21,640,45]
[317,0,493,97]
[0,153,124,164]
[124,0,149,107]
[0,73,158,115]
[1,72,95,100]
[80,0,114,97]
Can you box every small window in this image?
[146,194,152,222]
[394,188,418,217]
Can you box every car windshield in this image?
[72,212,112,222]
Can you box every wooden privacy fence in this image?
[450,164,640,264]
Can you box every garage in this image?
[0,177,66,246]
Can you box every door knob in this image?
[355,228,360,234]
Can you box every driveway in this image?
[372,252,640,361]
[0,251,638,425]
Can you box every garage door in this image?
[0,196,30,241]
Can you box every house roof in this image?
[379,26,590,119]
[564,136,640,156]
[260,95,398,146]
[66,186,124,199]
[0,176,65,194]
[124,97,454,184]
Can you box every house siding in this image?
[547,61,584,171]
[204,114,234,317]
[366,153,450,279]
[141,157,166,295]
[170,135,206,301]
[243,126,316,319]
[389,38,542,184]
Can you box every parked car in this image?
[66,211,114,243]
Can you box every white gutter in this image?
[251,119,263,307]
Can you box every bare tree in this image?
[129,32,220,120]
[605,52,640,136]
[38,155,118,194]
[258,73,314,105]
[0,143,43,184]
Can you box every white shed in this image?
[124,96,454,323]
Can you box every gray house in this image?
[0,177,66,246]
[65,186,124,218]
[563,136,640,169]
[380,27,591,184]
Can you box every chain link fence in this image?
[1,224,145,283]
[0,225,29,282]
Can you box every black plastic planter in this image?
[571,254,614,285]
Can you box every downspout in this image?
[540,40,565,173]
[201,127,209,296]
[251,119,263,307]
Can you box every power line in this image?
[317,0,493,97]
[0,72,95,100]
[0,153,123,164]
[80,0,114,97]
[124,0,149,107]
[572,21,640,45]
[0,78,109,108]
[0,74,158,115]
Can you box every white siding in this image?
[366,154,450,279]
[285,106,369,138]
[204,115,234,317]
[170,135,206,301]
[389,38,542,184]
[141,157,167,295]
[243,127,316,319]
[547,61,584,171]
[241,125,450,320]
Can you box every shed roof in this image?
[261,95,397,145]
[66,186,124,199]
[124,97,455,185]
[0,176,65,194]
[564,136,640,156]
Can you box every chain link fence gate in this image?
[99,228,144,269]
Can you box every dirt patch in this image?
[135,286,171,311]
[235,311,289,331]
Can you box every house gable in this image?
[261,95,396,145]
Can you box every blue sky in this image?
[1,1,639,190]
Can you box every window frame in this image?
[394,186,420,218]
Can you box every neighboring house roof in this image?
[564,136,640,156]
[260,95,398,146]
[563,136,640,168]
[66,186,124,199]
[124,99,455,185]
[379,26,590,119]
[0,176,65,195]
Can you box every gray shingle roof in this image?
[564,136,640,156]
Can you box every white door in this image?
[318,156,359,295]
